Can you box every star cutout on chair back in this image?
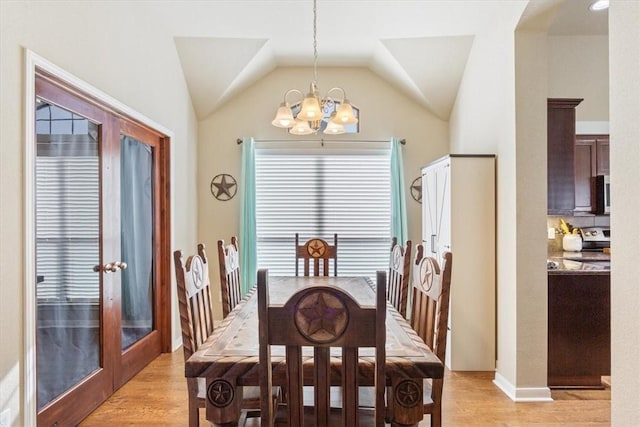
[420,259,434,291]
[190,256,205,289]
[392,246,402,270]
[294,290,348,344]
[419,257,442,300]
[306,239,327,258]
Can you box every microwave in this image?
[595,175,610,214]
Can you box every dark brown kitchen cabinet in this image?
[548,98,583,215]
[595,136,609,175]
[575,134,609,213]
[548,272,610,388]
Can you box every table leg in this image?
[205,377,243,426]
[389,377,424,426]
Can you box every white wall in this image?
[0,2,198,425]
[450,0,558,397]
[450,1,627,402]
[548,35,609,121]
[198,66,449,318]
[610,2,640,425]
[514,29,550,395]
[1,0,636,424]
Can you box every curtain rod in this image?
[236,138,406,145]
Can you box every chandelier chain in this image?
[313,0,318,84]
[270,0,358,134]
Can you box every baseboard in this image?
[172,336,183,352]
[493,372,553,402]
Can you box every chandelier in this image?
[271,0,358,135]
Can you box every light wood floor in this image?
[80,350,611,426]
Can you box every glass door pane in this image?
[119,135,155,350]
[35,100,101,409]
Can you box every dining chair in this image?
[217,236,243,318]
[295,233,338,277]
[388,237,412,318]
[257,268,387,427]
[407,245,453,427]
[174,244,278,427]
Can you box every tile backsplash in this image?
[547,215,610,232]
[547,215,610,252]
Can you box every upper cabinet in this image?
[575,134,610,213]
[548,98,583,215]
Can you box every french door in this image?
[34,73,171,426]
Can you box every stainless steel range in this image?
[580,227,611,251]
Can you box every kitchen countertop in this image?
[548,251,610,275]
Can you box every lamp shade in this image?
[289,119,315,135]
[323,113,345,134]
[270,0,359,134]
[297,94,323,121]
[333,101,358,125]
[271,103,296,128]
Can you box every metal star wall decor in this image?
[210,173,237,201]
[410,176,422,204]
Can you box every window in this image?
[36,101,100,302]
[255,148,391,277]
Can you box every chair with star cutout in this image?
[387,237,412,318]
[295,233,338,277]
[406,245,453,427]
[217,236,243,318]
[256,268,387,426]
[174,244,279,427]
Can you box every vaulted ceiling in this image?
[173,0,607,121]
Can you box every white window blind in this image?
[36,156,100,301]
[255,148,391,278]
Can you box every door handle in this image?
[93,261,127,273]
[93,263,118,273]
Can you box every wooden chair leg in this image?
[188,398,199,427]
[431,411,441,427]
[186,377,201,427]
[431,385,442,427]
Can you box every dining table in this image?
[184,275,444,426]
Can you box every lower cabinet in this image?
[548,272,610,388]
